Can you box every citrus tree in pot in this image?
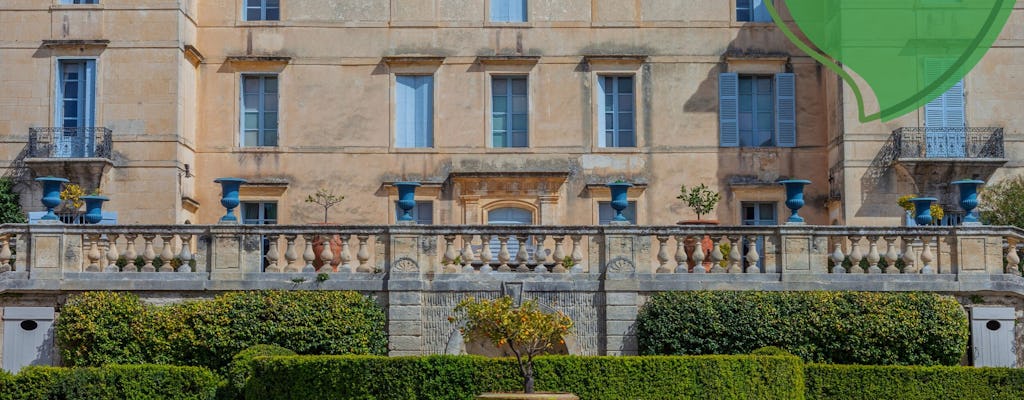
[451,296,575,399]
[676,183,721,271]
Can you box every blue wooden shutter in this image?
[491,0,510,21]
[597,76,608,147]
[775,73,796,147]
[944,80,965,128]
[924,59,948,129]
[84,60,96,128]
[719,73,739,147]
[752,0,771,22]
[510,0,526,22]
[415,76,433,147]
[395,76,414,148]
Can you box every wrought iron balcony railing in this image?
[28,127,112,159]
[891,127,1004,159]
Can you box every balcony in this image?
[25,127,113,190]
[890,127,1006,195]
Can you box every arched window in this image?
[487,207,534,260]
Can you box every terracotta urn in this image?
[310,223,343,271]
[677,219,719,272]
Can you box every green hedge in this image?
[636,291,968,365]
[56,291,387,371]
[805,364,1024,400]
[0,364,219,400]
[244,355,806,400]
[221,345,298,400]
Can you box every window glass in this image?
[598,76,636,148]
[492,76,529,148]
[240,75,279,147]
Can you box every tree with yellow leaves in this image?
[451,296,572,394]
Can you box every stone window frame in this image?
[240,0,281,23]
[585,55,647,153]
[383,57,444,153]
[486,0,531,27]
[478,56,539,151]
[52,56,100,132]
[238,73,280,148]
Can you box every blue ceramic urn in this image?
[951,179,984,225]
[214,178,248,223]
[394,182,421,222]
[35,176,69,222]
[779,179,812,224]
[606,182,633,223]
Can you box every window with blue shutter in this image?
[241,74,279,147]
[597,75,636,148]
[492,76,529,147]
[720,72,795,148]
[719,73,740,147]
[245,0,280,21]
[923,59,966,157]
[396,75,434,148]
[56,59,96,157]
[775,73,796,147]
[491,0,527,22]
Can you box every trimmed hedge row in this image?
[56,291,387,371]
[806,364,1024,400]
[0,364,219,400]
[244,354,806,400]
[636,291,968,365]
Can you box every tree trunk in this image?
[523,372,534,394]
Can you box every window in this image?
[741,202,776,271]
[396,75,434,148]
[491,0,527,22]
[719,72,795,147]
[487,207,534,260]
[242,202,277,271]
[598,201,637,225]
[241,75,279,147]
[244,0,280,21]
[492,76,528,148]
[924,59,966,157]
[56,59,96,157]
[61,0,99,4]
[737,0,772,22]
[597,75,635,148]
[394,201,433,224]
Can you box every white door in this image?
[971,307,1016,367]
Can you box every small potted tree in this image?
[306,188,345,271]
[451,296,576,399]
[676,184,721,271]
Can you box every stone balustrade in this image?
[0,224,1020,281]
[1,223,1023,358]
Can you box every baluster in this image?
[263,234,281,272]
[515,234,530,272]
[122,233,138,272]
[355,235,371,273]
[709,236,725,273]
[866,236,881,274]
[178,234,193,273]
[461,235,476,273]
[919,236,935,274]
[442,235,458,273]
[674,235,688,274]
[337,234,353,273]
[691,238,705,274]
[479,234,494,273]
[497,235,512,272]
[532,235,548,273]
[901,236,917,274]
[0,235,12,273]
[656,235,671,273]
[318,234,335,273]
[105,234,120,272]
[570,235,584,273]
[831,240,846,274]
[883,236,900,274]
[141,234,157,272]
[551,235,567,273]
[302,234,316,272]
[159,234,175,273]
[283,234,299,272]
[86,234,102,272]
[848,236,864,273]
[1006,238,1021,274]
[727,236,743,274]
[745,235,761,273]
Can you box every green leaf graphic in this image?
[769,0,1013,122]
